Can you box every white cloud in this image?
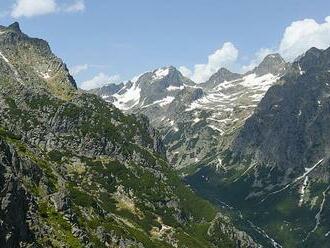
[80,73,121,90]
[181,16,330,81]
[64,0,85,13]
[240,16,330,72]
[11,0,57,18]
[11,0,85,18]
[279,16,330,61]
[179,66,192,78]
[70,64,88,76]
[180,42,239,83]
[241,48,275,72]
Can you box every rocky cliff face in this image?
[232,47,330,171]
[187,47,330,247]
[0,22,77,99]
[0,23,259,248]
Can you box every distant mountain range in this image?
[91,53,288,172]
[91,42,330,247]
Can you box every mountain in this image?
[115,66,195,110]
[92,54,288,172]
[0,23,260,248]
[91,49,330,247]
[252,53,288,76]
[89,82,124,100]
[187,47,330,247]
[0,22,77,99]
[200,68,242,90]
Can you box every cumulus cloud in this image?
[178,66,192,78]
[63,0,85,13]
[179,42,239,83]
[11,0,85,18]
[237,16,330,73]
[70,64,89,76]
[180,16,330,82]
[279,16,330,61]
[80,73,121,90]
[11,0,57,18]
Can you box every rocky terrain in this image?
[0,23,261,248]
[92,35,330,247]
[94,53,288,173]
[187,47,330,247]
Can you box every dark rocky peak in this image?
[296,47,330,73]
[304,47,323,58]
[0,22,22,33]
[8,22,22,32]
[202,67,242,89]
[252,53,287,76]
[231,46,330,171]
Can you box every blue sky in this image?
[1,0,330,89]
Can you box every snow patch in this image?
[193,117,200,123]
[0,51,9,63]
[153,96,175,107]
[167,85,184,91]
[262,159,325,201]
[40,72,50,79]
[215,158,222,172]
[113,82,141,110]
[298,176,309,207]
[239,73,278,91]
[153,68,170,80]
[208,125,224,135]
[298,62,305,75]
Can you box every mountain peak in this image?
[151,66,185,81]
[253,53,287,76]
[8,22,21,32]
[211,67,241,81]
[219,67,237,75]
[0,21,77,98]
[202,67,242,89]
[295,47,330,74]
[305,47,323,56]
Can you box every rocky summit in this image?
[0,23,260,248]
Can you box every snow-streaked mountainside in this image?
[91,54,288,171]
[187,47,330,248]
